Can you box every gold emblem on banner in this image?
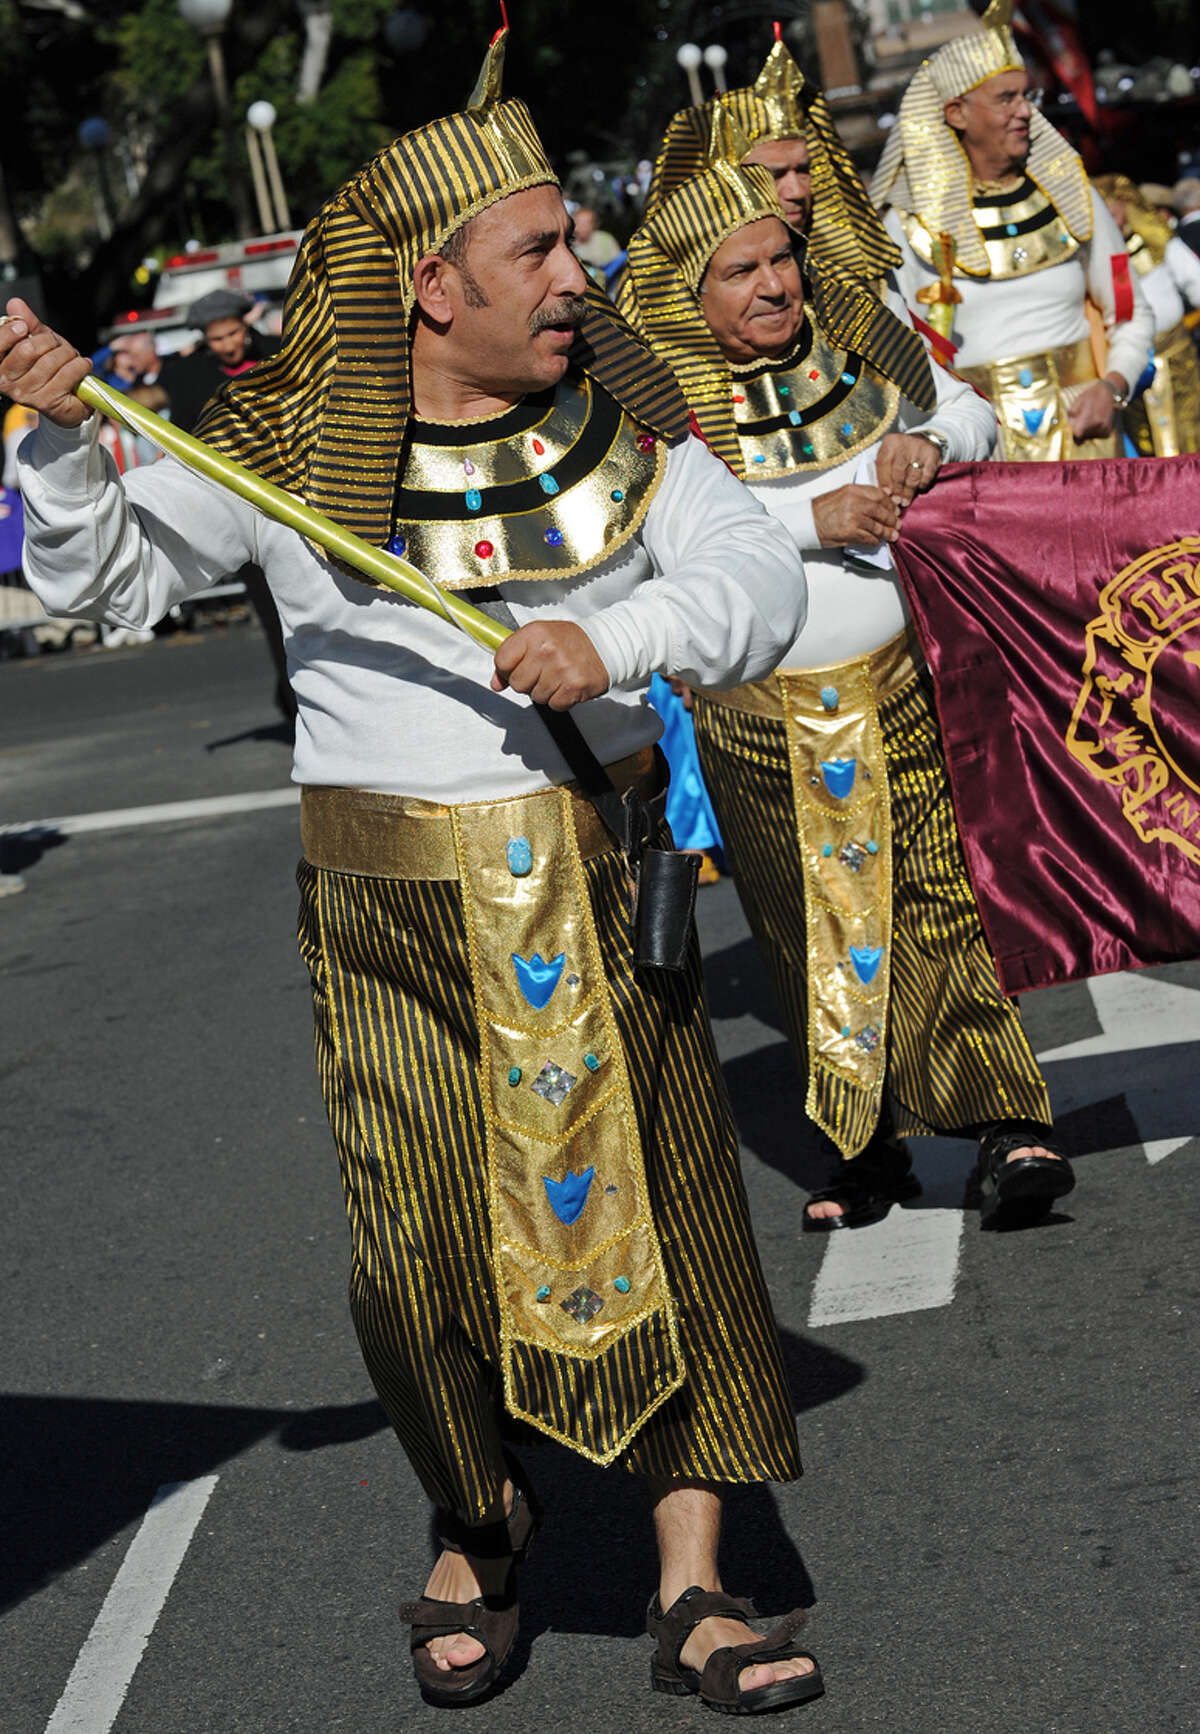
[1067,538,1200,863]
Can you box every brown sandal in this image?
[647,1585,824,1715]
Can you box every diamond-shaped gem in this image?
[855,1023,882,1053]
[839,841,868,872]
[561,1285,604,1323]
[531,1061,577,1105]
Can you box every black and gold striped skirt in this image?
[694,663,1050,1153]
[295,791,800,1524]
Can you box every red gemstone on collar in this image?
[532,438,545,455]
[636,433,655,452]
[809,369,820,380]
[474,541,494,560]
[732,394,745,403]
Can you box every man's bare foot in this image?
[678,1613,816,1694]
[418,1479,515,1672]
[806,1140,1063,1223]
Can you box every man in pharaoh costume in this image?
[872,0,1153,461]
[3,30,827,1720]
[619,104,1074,1234]
[1093,173,1200,457]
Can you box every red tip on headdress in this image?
[773,19,782,41]
[492,0,509,44]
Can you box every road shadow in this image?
[205,720,294,752]
[0,826,68,875]
[0,1392,389,1612]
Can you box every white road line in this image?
[43,1476,219,1734]
[1142,1137,1192,1166]
[1,787,298,839]
[1036,971,1200,1062]
[807,1206,964,1328]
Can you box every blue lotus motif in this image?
[821,758,857,799]
[1022,406,1047,436]
[544,1165,595,1226]
[850,944,883,985]
[512,950,565,1009]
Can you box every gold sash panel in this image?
[959,337,1119,461]
[701,629,918,1148]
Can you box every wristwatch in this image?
[1102,377,1129,410]
[914,429,950,462]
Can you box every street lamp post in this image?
[676,42,704,107]
[177,0,253,238]
[78,117,115,242]
[703,44,729,94]
[246,101,291,232]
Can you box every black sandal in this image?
[976,1120,1075,1228]
[802,1132,921,1233]
[402,1462,540,1707]
[647,1585,824,1715]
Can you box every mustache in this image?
[529,295,590,336]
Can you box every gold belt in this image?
[958,335,1096,399]
[301,747,660,880]
[697,626,922,721]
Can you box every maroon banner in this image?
[892,455,1200,994]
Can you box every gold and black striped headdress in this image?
[646,25,900,286]
[1092,173,1170,265]
[195,27,687,548]
[871,0,1092,276]
[622,102,934,475]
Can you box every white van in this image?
[102,230,303,353]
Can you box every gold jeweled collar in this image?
[388,369,666,591]
[903,175,1081,281]
[731,320,900,479]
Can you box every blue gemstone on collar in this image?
[611,487,624,502]
[545,528,564,546]
[840,371,856,385]
[788,409,802,425]
[1006,222,1018,235]
[778,384,790,395]
[465,488,482,512]
[841,422,854,437]
[539,473,560,496]
[387,534,407,558]
[752,453,766,463]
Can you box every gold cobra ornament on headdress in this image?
[645,23,899,285]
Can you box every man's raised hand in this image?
[0,299,93,429]
[491,620,610,710]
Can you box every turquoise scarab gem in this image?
[841,1025,851,1038]
[1006,222,1019,236]
[820,685,839,712]
[538,473,560,496]
[752,453,766,464]
[866,840,879,855]
[841,422,853,437]
[614,1276,631,1294]
[802,443,814,456]
[584,1052,600,1072]
[536,1285,551,1302]
[1018,367,1034,387]
[840,371,856,385]
[779,384,790,396]
[507,835,533,876]
[508,1066,522,1086]
[822,843,833,858]
[465,487,482,512]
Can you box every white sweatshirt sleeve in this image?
[1086,191,1155,391]
[583,434,808,692]
[1165,235,1200,311]
[18,416,259,629]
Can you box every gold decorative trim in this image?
[731,329,900,478]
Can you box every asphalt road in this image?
[1,625,1196,1734]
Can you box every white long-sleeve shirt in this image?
[18,417,808,803]
[745,356,995,667]
[883,188,1154,391]
[1139,236,1200,336]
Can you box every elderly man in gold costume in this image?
[2,28,829,1719]
[873,0,1153,460]
[620,102,1074,1239]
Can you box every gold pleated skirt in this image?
[960,336,1120,461]
[295,801,801,1523]
[1125,320,1200,457]
[694,663,1050,1154]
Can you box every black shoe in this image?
[975,1120,1074,1229]
[802,1131,921,1233]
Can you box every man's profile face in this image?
[432,185,590,395]
[698,217,804,364]
[945,69,1035,176]
[743,137,812,231]
[205,316,249,367]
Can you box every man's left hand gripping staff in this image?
[0,299,94,428]
[491,620,610,710]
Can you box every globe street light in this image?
[246,100,291,231]
[703,43,729,94]
[177,0,252,238]
[676,42,704,107]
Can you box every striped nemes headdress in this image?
[621,103,935,476]
[195,28,688,548]
[646,27,900,286]
[871,0,1092,276]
